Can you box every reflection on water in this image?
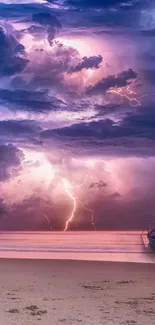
[0,231,154,263]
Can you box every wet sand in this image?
[0,259,155,325]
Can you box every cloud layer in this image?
[0,0,154,230]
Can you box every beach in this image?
[0,259,154,325]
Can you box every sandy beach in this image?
[0,259,154,325]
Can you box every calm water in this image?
[0,231,154,263]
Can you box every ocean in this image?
[0,231,154,263]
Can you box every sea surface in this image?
[0,231,154,263]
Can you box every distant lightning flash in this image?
[77,198,96,231]
[62,179,77,232]
[44,214,52,230]
[37,156,99,231]
[62,175,97,231]
[73,173,99,188]
[108,86,155,107]
[109,86,141,107]
[73,173,89,188]
[72,174,99,230]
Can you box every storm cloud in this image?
[69,55,103,73]
[87,69,138,95]
[0,27,29,76]
[32,12,62,44]
[64,0,141,9]
[0,144,23,182]
[40,108,155,157]
[0,0,154,230]
[0,88,65,112]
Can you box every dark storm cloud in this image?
[42,111,155,140]
[123,112,155,133]
[0,3,51,19]
[64,0,139,9]
[0,0,151,34]
[0,144,23,182]
[0,1,138,35]
[26,42,82,90]
[53,0,155,36]
[1,195,53,230]
[0,27,28,76]
[0,198,7,220]
[1,194,69,230]
[2,190,155,231]
[21,25,46,41]
[87,69,137,95]
[92,103,127,120]
[69,55,102,73]
[41,118,133,140]
[108,192,122,199]
[89,180,107,189]
[95,193,155,230]
[32,12,61,28]
[29,46,102,83]
[0,120,41,138]
[40,109,155,156]
[139,29,155,37]
[0,3,62,43]
[141,53,155,63]
[94,28,155,38]
[2,183,155,231]
[53,8,138,32]
[142,70,155,85]
[0,88,66,112]
[32,12,62,44]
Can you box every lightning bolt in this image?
[77,198,96,231]
[62,179,77,232]
[137,92,155,101]
[108,86,141,107]
[72,173,89,188]
[73,173,99,188]
[62,175,97,231]
[108,86,155,107]
[44,214,53,230]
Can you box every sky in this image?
[0,0,155,230]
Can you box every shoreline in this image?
[0,250,154,263]
[0,258,154,272]
[0,257,154,265]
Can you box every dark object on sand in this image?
[25,305,38,311]
[147,228,155,247]
[8,309,19,313]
